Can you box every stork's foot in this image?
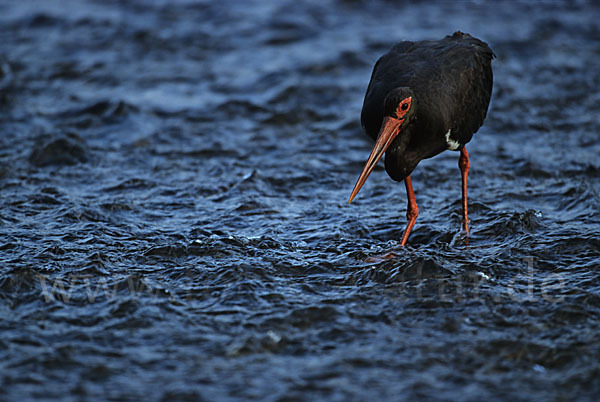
[461,215,470,235]
[450,229,469,247]
[462,220,470,234]
[364,251,397,263]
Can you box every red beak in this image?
[348,116,404,203]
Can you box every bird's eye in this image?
[401,103,409,111]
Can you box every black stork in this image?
[348,32,494,246]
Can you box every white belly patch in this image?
[445,129,460,150]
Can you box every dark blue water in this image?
[1,0,599,400]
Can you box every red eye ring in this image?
[395,97,412,118]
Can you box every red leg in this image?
[459,147,470,233]
[400,176,419,246]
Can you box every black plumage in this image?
[349,32,495,246]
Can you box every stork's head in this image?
[348,88,415,203]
